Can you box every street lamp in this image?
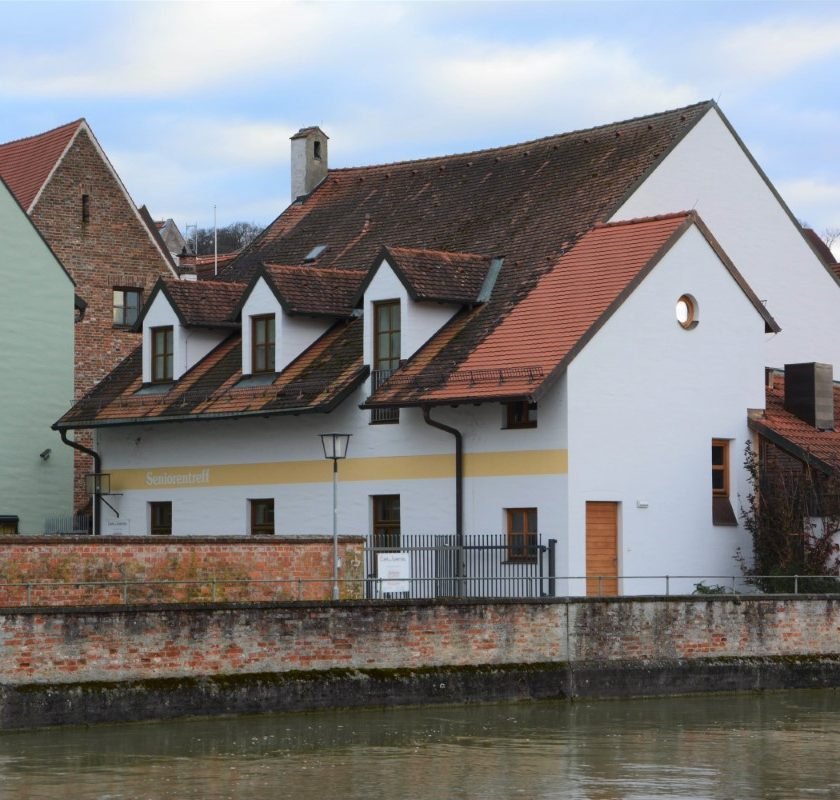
[320,433,351,600]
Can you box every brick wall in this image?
[0,536,365,606]
[0,596,838,686]
[30,128,173,508]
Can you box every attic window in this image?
[676,294,698,330]
[313,140,322,160]
[304,245,328,262]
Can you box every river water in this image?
[0,690,838,799]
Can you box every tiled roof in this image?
[750,375,840,474]
[194,252,240,281]
[55,319,365,429]
[221,102,714,384]
[261,264,365,317]
[377,246,495,304]
[366,213,695,405]
[0,119,83,210]
[140,278,244,329]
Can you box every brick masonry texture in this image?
[0,596,838,687]
[29,129,172,508]
[0,536,365,607]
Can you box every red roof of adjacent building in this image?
[0,119,83,210]
[750,375,840,473]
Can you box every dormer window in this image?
[151,326,173,383]
[252,314,275,373]
[374,300,401,371]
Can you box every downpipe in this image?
[59,429,101,535]
[422,407,465,588]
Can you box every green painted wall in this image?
[0,179,74,533]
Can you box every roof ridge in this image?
[329,101,714,174]
[594,211,695,229]
[0,118,85,149]
[263,262,367,275]
[386,245,490,259]
[164,277,245,288]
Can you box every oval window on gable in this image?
[676,294,699,330]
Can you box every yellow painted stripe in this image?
[109,449,568,491]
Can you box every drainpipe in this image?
[59,429,101,536]
[422,407,464,588]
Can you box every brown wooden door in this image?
[586,501,618,596]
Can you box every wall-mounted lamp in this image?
[39,448,51,461]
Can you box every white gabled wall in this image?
[362,260,457,369]
[565,224,766,594]
[240,277,329,374]
[614,107,840,368]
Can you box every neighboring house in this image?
[55,102,835,594]
[750,364,840,507]
[0,177,75,533]
[0,119,177,511]
[155,217,191,260]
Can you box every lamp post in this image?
[320,433,351,600]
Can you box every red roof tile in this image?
[0,119,83,210]
[367,214,694,405]
[750,375,840,473]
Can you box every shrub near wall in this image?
[0,536,365,606]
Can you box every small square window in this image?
[113,288,142,327]
[504,401,537,429]
[150,502,172,536]
[250,499,275,535]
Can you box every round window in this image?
[676,294,698,330]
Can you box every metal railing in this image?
[0,573,838,609]
[369,369,399,423]
[365,533,554,599]
[43,514,91,535]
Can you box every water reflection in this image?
[0,690,838,799]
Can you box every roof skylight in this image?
[304,244,328,262]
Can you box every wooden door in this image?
[586,501,618,596]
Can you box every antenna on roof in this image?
[214,204,218,277]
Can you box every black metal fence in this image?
[364,533,557,599]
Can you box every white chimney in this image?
[290,126,329,200]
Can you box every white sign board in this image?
[377,552,411,593]
[103,518,131,535]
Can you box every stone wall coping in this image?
[0,535,366,546]
[1,593,837,617]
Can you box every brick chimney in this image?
[290,126,328,200]
[784,363,835,430]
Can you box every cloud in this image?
[0,1,406,98]
[778,177,840,232]
[719,17,840,81]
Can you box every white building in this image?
[56,103,838,595]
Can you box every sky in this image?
[1,0,838,248]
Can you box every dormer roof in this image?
[239,263,366,318]
[138,278,244,330]
[355,246,498,306]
